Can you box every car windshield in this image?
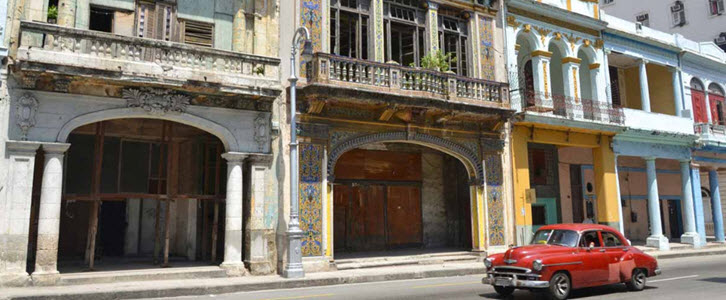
[530,229,579,247]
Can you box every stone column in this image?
[74,0,90,29]
[639,59,651,112]
[614,155,625,233]
[603,49,613,104]
[531,51,553,108]
[425,1,439,54]
[561,57,582,119]
[31,143,71,285]
[671,67,684,117]
[645,157,669,250]
[220,152,247,276]
[709,169,725,243]
[679,160,701,247]
[691,166,708,245]
[57,0,77,27]
[232,1,248,53]
[705,90,714,124]
[245,154,275,275]
[0,141,40,287]
[592,136,619,229]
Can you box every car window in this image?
[579,231,602,248]
[601,231,623,247]
[531,229,579,247]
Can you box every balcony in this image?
[301,53,510,112]
[695,123,726,145]
[14,21,281,99]
[520,92,624,125]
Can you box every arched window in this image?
[331,0,371,60]
[709,83,725,125]
[691,78,708,123]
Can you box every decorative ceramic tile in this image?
[300,0,323,76]
[479,15,495,81]
[485,154,502,186]
[373,0,384,61]
[300,144,323,183]
[300,182,323,256]
[487,185,505,246]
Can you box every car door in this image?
[601,230,630,284]
[579,230,610,286]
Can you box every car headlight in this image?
[532,259,543,271]
[484,258,493,269]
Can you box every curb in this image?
[5,267,487,300]
[650,248,726,260]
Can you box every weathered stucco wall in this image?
[422,152,446,248]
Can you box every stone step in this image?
[335,253,481,271]
[58,266,227,286]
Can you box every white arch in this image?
[56,108,239,151]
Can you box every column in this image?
[219,152,247,276]
[371,0,385,62]
[0,141,40,287]
[232,1,248,53]
[531,51,553,108]
[57,0,77,27]
[709,169,725,242]
[512,126,532,245]
[614,155,625,233]
[645,157,669,250]
[74,0,90,29]
[253,0,268,56]
[425,1,439,54]
[592,136,620,229]
[691,166,708,245]
[245,154,274,275]
[679,160,701,247]
[562,57,582,119]
[705,90,714,124]
[31,143,71,285]
[639,59,651,112]
[603,49,613,104]
[671,67,684,117]
[470,185,486,251]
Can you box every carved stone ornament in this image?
[123,88,190,116]
[254,113,269,152]
[16,93,39,140]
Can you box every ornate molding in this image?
[122,88,190,116]
[253,113,269,152]
[16,93,39,140]
[327,131,484,184]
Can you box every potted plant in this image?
[47,5,58,24]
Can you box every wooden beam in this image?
[307,100,326,114]
[211,202,219,263]
[379,108,396,121]
[85,121,105,270]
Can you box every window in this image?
[384,0,426,67]
[330,0,370,59]
[602,0,614,4]
[636,13,650,27]
[136,1,177,41]
[601,231,624,247]
[90,6,114,33]
[438,15,469,76]
[710,0,725,16]
[670,1,686,27]
[179,19,214,47]
[530,149,548,185]
[709,84,725,125]
[532,205,547,226]
[609,66,622,107]
[579,231,602,248]
[691,78,708,123]
[531,230,579,247]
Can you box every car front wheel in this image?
[494,285,514,297]
[548,272,571,300]
[626,268,647,291]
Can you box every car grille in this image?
[489,267,540,281]
[492,267,530,274]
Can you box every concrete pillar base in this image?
[0,273,31,287]
[30,271,60,286]
[247,261,275,275]
[646,235,670,251]
[680,232,704,249]
[219,262,248,277]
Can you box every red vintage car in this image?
[483,224,660,300]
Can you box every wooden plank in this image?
[366,185,386,251]
[211,202,219,263]
[85,122,105,270]
[333,185,350,252]
[386,185,423,248]
[162,199,171,267]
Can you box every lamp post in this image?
[283,26,313,279]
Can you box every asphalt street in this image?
[149,254,726,300]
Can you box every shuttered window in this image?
[180,19,214,47]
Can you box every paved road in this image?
[154,254,726,300]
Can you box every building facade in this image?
[1,0,283,286]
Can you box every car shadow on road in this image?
[479,285,657,299]
[699,277,726,284]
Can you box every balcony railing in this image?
[521,92,624,124]
[16,21,280,89]
[306,53,509,107]
[695,123,726,135]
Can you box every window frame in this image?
[330,0,371,60]
[383,0,426,67]
[709,0,725,16]
[437,14,470,76]
[600,231,625,247]
[578,230,603,248]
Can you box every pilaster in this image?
[245,154,275,275]
[57,0,77,28]
[425,1,439,54]
[639,59,651,112]
[709,169,725,243]
[671,67,684,117]
[531,51,553,108]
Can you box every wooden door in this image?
[386,185,422,248]
[692,90,708,123]
[335,184,386,252]
[570,165,584,223]
[333,185,351,252]
[710,93,725,125]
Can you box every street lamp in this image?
[283,26,312,279]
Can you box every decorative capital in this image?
[6,140,41,155]
[222,152,248,163]
[42,142,71,155]
[16,93,39,140]
[589,63,601,70]
[561,57,582,65]
[123,88,190,116]
[507,16,521,27]
[531,50,553,58]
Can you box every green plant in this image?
[417,50,457,72]
[47,5,58,20]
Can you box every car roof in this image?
[536,223,620,233]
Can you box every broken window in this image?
[384,0,425,67]
[90,6,114,33]
[609,66,621,107]
[179,19,214,47]
[438,15,469,76]
[330,0,370,59]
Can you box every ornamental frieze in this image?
[123,88,190,116]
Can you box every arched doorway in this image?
[56,119,228,272]
[332,142,473,254]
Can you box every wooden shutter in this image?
[136,2,177,41]
[180,19,214,47]
[136,2,156,38]
[692,90,708,123]
[711,93,725,124]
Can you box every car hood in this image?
[500,244,577,266]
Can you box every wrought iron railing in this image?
[306,53,509,107]
[522,92,624,124]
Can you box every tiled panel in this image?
[486,154,505,246]
[300,0,323,76]
[299,144,324,256]
[479,15,495,81]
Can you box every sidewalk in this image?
[3,243,726,300]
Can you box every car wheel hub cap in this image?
[636,273,645,286]
[555,276,568,295]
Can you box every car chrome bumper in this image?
[483,274,549,289]
[654,268,661,276]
